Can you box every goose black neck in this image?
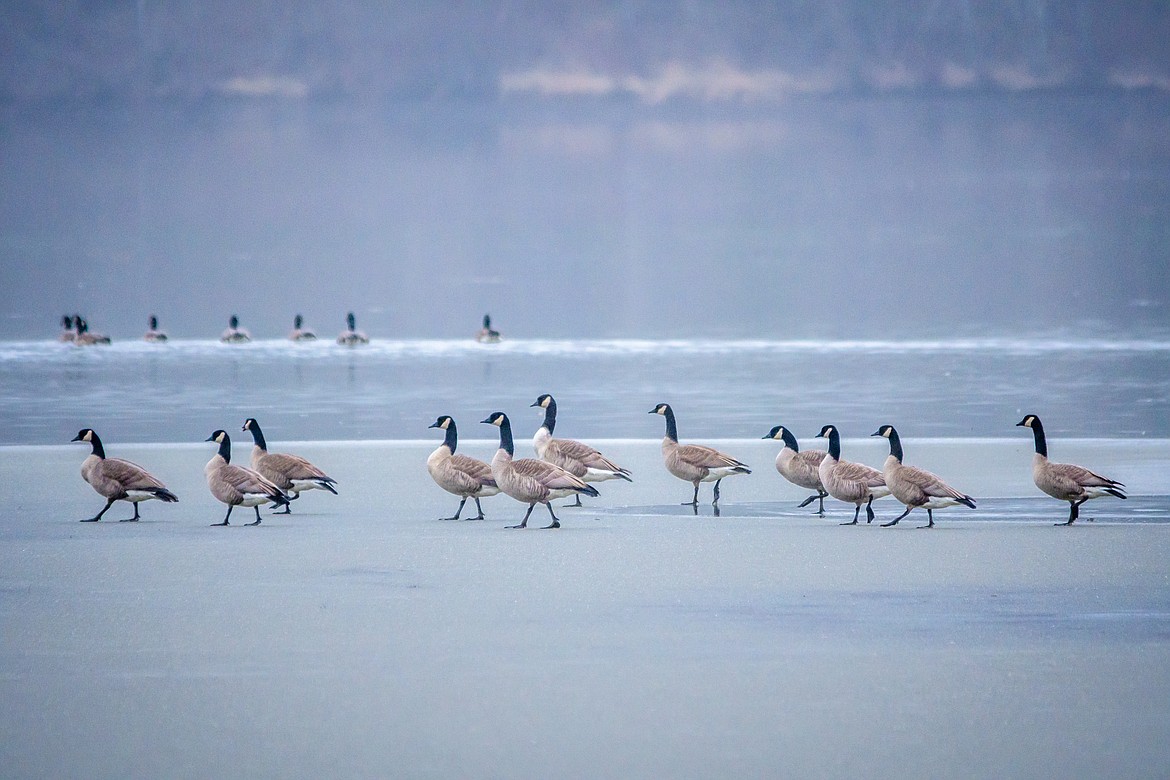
[826,429,840,460]
[89,433,106,459]
[541,399,557,435]
[218,436,232,463]
[1030,420,1048,457]
[497,417,514,456]
[347,313,356,332]
[886,429,903,462]
[443,421,458,453]
[780,428,798,451]
[149,315,158,330]
[663,407,678,443]
[246,422,267,451]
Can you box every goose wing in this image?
[511,458,590,491]
[789,450,826,486]
[450,454,498,490]
[834,460,886,488]
[1051,460,1123,489]
[899,464,969,501]
[676,443,747,470]
[221,464,285,501]
[262,452,332,482]
[549,437,627,473]
[103,458,167,491]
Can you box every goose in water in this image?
[337,312,369,345]
[144,315,168,342]
[532,393,631,507]
[74,317,110,345]
[71,428,178,522]
[649,403,750,506]
[815,425,890,524]
[241,418,337,513]
[220,315,251,343]
[289,314,316,341]
[476,314,501,343]
[1016,414,1126,525]
[59,315,76,343]
[427,415,499,520]
[204,430,289,525]
[762,424,828,514]
[872,425,976,528]
[481,412,598,529]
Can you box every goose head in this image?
[429,415,453,430]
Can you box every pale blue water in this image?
[2,337,1167,445]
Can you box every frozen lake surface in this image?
[2,440,1168,778]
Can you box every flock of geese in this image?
[59,312,502,345]
[71,395,1128,528]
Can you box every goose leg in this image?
[841,504,860,525]
[508,503,535,529]
[246,506,263,526]
[82,497,116,522]
[468,497,485,521]
[797,494,817,508]
[917,509,935,529]
[682,482,700,507]
[542,502,561,529]
[864,495,876,524]
[275,495,293,514]
[212,506,233,526]
[1058,499,1086,526]
[119,503,142,522]
[881,506,913,527]
[818,491,827,516]
[712,479,723,504]
[563,494,584,508]
[441,497,468,521]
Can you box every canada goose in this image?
[531,393,632,507]
[872,425,976,528]
[1016,414,1127,525]
[144,315,168,342]
[71,428,178,522]
[220,315,251,343]
[289,314,316,341]
[59,315,76,343]
[241,418,337,513]
[762,424,828,514]
[204,430,289,525]
[337,312,369,345]
[481,412,599,529]
[74,317,111,345]
[649,403,750,506]
[476,314,501,343]
[815,425,890,525]
[427,415,500,520]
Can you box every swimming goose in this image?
[815,425,890,524]
[481,412,599,529]
[289,314,316,341]
[144,315,168,342]
[649,403,750,506]
[59,315,76,343]
[427,415,500,520]
[71,428,178,522]
[762,424,828,514]
[241,418,337,513]
[531,393,632,507]
[204,430,289,525]
[872,425,976,528]
[476,314,501,343]
[337,312,369,345]
[220,315,251,343]
[74,318,110,345]
[1016,414,1126,525]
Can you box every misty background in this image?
[1,1,1168,340]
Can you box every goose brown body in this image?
[816,425,890,524]
[1016,415,1126,524]
[873,425,976,528]
[427,416,499,520]
[72,428,178,522]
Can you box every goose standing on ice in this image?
[144,315,168,342]
[1016,414,1126,525]
[476,314,501,343]
[220,315,251,343]
[241,418,337,513]
[815,425,890,525]
[872,425,976,528]
[763,424,828,514]
[481,412,598,528]
[71,428,178,522]
[204,430,289,525]
[337,312,369,345]
[427,415,499,520]
[649,403,750,507]
[289,314,316,341]
[531,393,632,507]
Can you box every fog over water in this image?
[1,3,1168,341]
